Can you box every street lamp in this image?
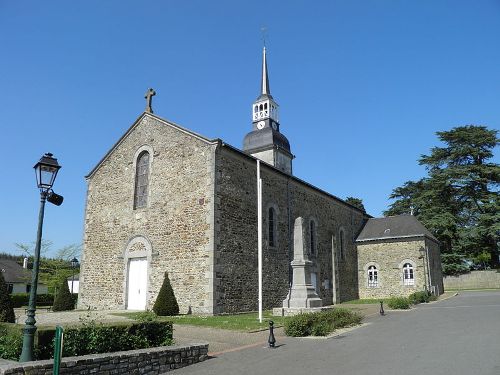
[20,153,63,362]
[70,257,79,294]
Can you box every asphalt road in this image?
[171,291,500,375]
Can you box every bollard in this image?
[379,301,385,316]
[53,326,64,375]
[268,320,276,348]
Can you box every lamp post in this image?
[70,257,79,294]
[20,153,62,362]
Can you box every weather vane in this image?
[261,26,268,48]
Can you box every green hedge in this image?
[387,297,411,309]
[0,324,22,360]
[10,293,54,308]
[284,308,363,337]
[0,321,173,361]
[408,291,437,304]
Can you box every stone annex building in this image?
[79,48,443,314]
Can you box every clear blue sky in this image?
[1,1,499,256]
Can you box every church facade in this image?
[78,48,443,314]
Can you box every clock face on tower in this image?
[257,121,265,130]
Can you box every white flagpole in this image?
[257,160,263,323]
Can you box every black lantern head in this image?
[70,257,79,268]
[34,153,61,191]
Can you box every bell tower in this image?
[243,47,293,174]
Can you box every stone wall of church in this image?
[213,147,367,313]
[79,114,217,314]
[357,238,443,299]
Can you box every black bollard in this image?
[268,320,276,348]
[380,300,385,316]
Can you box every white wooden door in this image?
[127,258,148,310]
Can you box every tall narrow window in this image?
[268,207,276,247]
[134,151,150,209]
[368,266,378,287]
[339,229,345,260]
[403,263,414,285]
[310,220,316,254]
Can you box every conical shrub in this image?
[153,272,179,316]
[0,271,15,323]
[52,278,75,311]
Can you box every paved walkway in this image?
[14,303,383,355]
[12,295,453,356]
[171,291,500,375]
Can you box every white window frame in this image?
[368,265,378,287]
[403,263,415,286]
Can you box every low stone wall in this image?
[0,343,208,375]
[444,270,500,290]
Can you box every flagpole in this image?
[257,160,263,323]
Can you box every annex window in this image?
[368,265,378,287]
[268,207,276,247]
[134,151,150,209]
[403,263,414,286]
[339,229,345,260]
[310,220,316,255]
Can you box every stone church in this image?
[78,48,443,314]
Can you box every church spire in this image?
[243,46,293,175]
[260,47,272,98]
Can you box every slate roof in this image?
[0,259,31,283]
[356,215,439,243]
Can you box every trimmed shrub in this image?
[52,279,75,311]
[10,293,54,308]
[0,324,22,360]
[35,321,174,360]
[387,297,411,309]
[0,272,15,323]
[153,272,179,316]
[284,308,362,337]
[409,291,430,304]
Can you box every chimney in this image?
[23,257,28,269]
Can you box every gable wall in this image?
[213,147,367,313]
[79,115,217,314]
[357,238,441,299]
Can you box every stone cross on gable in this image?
[144,88,156,114]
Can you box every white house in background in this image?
[0,258,49,294]
[67,273,79,294]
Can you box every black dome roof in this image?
[243,127,291,153]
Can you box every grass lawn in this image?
[112,310,287,332]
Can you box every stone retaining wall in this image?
[444,270,500,290]
[0,343,208,375]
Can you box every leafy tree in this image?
[153,272,179,316]
[386,125,499,272]
[0,271,15,323]
[345,197,366,212]
[12,242,81,293]
[52,278,75,311]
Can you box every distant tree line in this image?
[0,240,81,293]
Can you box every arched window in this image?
[134,151,150,209]
[310,220,316,255]
[339,229,345,260]
[268,207,276,247]
[368,265,378,287]
[403,263,414,285]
